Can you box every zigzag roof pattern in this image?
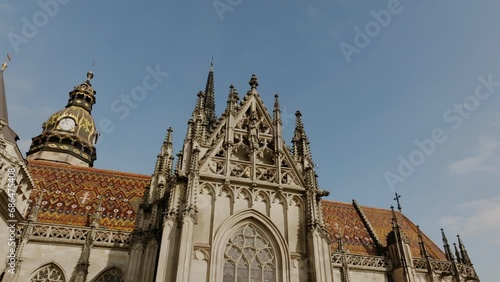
[27,160,150,231]
[26,159,446,259]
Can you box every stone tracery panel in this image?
[223,223,276,282]
[28,263,65,282]
[92,267,124,282]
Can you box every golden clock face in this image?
[59,118,76,131]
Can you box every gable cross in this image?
[394,193,402,213]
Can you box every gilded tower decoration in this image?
[26,72,98,167]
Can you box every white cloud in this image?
[448,136,500,175]
[440,195,500,245]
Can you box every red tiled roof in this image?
[322,200,446,260]
[323,201,378,255]
[27,160,151,231]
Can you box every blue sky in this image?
[1,0,499,280]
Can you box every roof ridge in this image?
[28,159,150,179]
[352,199,384,254]
[323,199,395,212]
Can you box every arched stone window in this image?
[92,267,124,282]
[223,223,276,282]
[28,263,65,282]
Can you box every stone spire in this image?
[441,229,454,261]
[224,85,239,115]
[336,225,351,282]
[154,127,174,176]
[0,62,19,144]
[416,226,428,259]
[189,91,207,143]
[386,206,416,282]
[273,94,284,164]
[453,243,462,263]
[292,111,314,171]
[417,225,435,282]
[204,58,216,130]
[5,189,45,280]
[70,196,102,282]
[457,235,472,266]
[28,189,45,222]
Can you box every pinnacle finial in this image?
[1,54,11,72]
[210,55,214,71]
[91,195,103,228]
[28,189,45,222]
[165,127,173,144]
[86,71,94,83]
[274,94,280,110]
[457,234,472,265]
[249,74,259,89]
[441,228,454,261]
[454,243,462,263]
[196,91,205,110]
[390,205,400,228]
[295,111,304,128]
[416,225,429,258]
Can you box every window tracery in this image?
[223,223,276,282]
[29,263,65,282]
[93,267,124,282]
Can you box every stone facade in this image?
[0,66,480,282]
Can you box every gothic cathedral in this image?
[0,62,480,282]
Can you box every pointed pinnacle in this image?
[390,205,400,228]
[195,91,205,114]
[441,228,449,243]
[454,243,462,263]
[29,189,45,222]
[457,235,472,265]
[274,94,280,112]
[165,127,173,145]
[416,225,429,258]
[228,84,239,103]
[295,111,304,129]
[441,228,454,261]
[249,74,258,89]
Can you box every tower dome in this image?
[27,72,98,167]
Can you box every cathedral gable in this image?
[199,90,304,189]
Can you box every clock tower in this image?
[27,71,98,167]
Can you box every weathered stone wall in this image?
[14,241,128,281]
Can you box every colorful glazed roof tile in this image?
[322,200,446,260]
[322,201,378,255]
[27,160,150,231]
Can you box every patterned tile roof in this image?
[322,200,446,260]
[322,201,378,255]
[27,160,150,231]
